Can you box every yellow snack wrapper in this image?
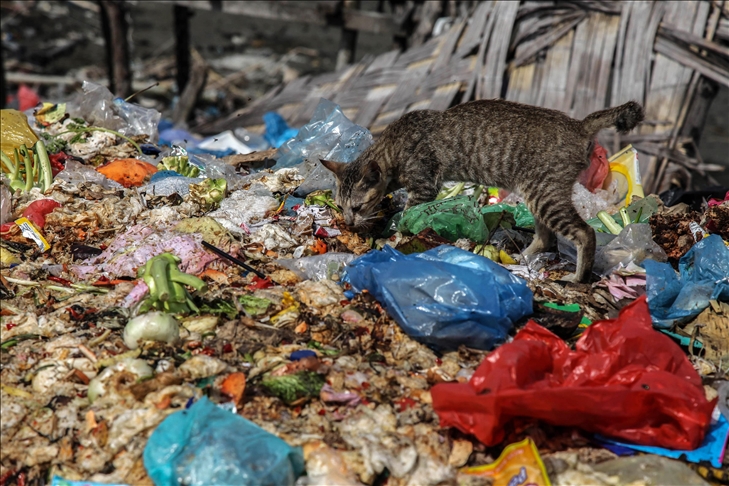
[460,438,551,486]
[15,217,51,252]
[604,144,644,206]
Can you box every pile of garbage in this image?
[1,83,728,486]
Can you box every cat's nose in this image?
[343,210,354,226]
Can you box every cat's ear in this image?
[319,159,346,178]
[362,159,382,185]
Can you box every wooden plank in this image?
[427,82,462,111]
[463,3,497,101]
[168,1,338,25]
[455,1,492,58]
[355,85,398,127]
[613,1,657,106]
[538,28,575,111]
[479,0,520,99]
[512,11,586,68]
[431,19,467,71]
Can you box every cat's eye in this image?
[351,204,364,212]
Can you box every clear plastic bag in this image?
[67,81,161,142]
[344,245,533,351]
[55,160,124,190]
[274,98,373,195]
[593,223,667,275]
[645,234,729,328]
[559,224,665,276]
[143,397,305,486]
[276,253,356,281]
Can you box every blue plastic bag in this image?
[143,397,304,486]
[344,245,533,351]
[263,112,299,149]
[645,235,729,328]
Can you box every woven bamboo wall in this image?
[199,0,729,194]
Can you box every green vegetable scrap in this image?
[189,178,227,211]
[262,371,326,404]
[198,299,238,320]
[158,154,200,177]
[588,196,659,234]
[0,140,54,193]
[239,295,271,316]
[137,253,208,314]
[305,190,340,211]
[51,120,142,155]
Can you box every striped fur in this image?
[320,99,644,282]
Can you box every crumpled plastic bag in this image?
[344,245,533,351]
[399,196,490,243]
[431,296,715,450]
[66,81,160,142]
[593,223,667,275]
[143,397,304,486]
[578,141,609,193]
[481,202,535,229]
[645,234,729,328]
[274,98,373,195]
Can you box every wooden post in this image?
[98,0,132,98]
[336,0,360,70]
[174,5,192,95]
[0,36,6,109]
[171,55,208,126]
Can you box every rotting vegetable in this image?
[137,252,208,314]
[0,140,54,192]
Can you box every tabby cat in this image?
[320,99,644,282]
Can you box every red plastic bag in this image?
[0,199,61,235]
[578,141,609,193]
[432,296,714,450]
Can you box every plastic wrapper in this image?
[344,245,533,351]
[460,438,551,486]
[208,188,279,236]
[67,81,160,142]
[143,396,305,486]
[431,296,716,450]
[592,223,667,275]
[399,196,489,243]
[276,253,356,281]
[645,234,729,328]
[274,98,373,194]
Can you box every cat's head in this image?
[319,157,388,229]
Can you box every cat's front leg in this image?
[404,185,439,209]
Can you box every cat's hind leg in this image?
[526,196,596,283]
[403,157,441,209]
[523,218,556,255]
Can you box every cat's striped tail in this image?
[581,101,644,136]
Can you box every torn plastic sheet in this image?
[431,296,715,450]
[344,245,533,351]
